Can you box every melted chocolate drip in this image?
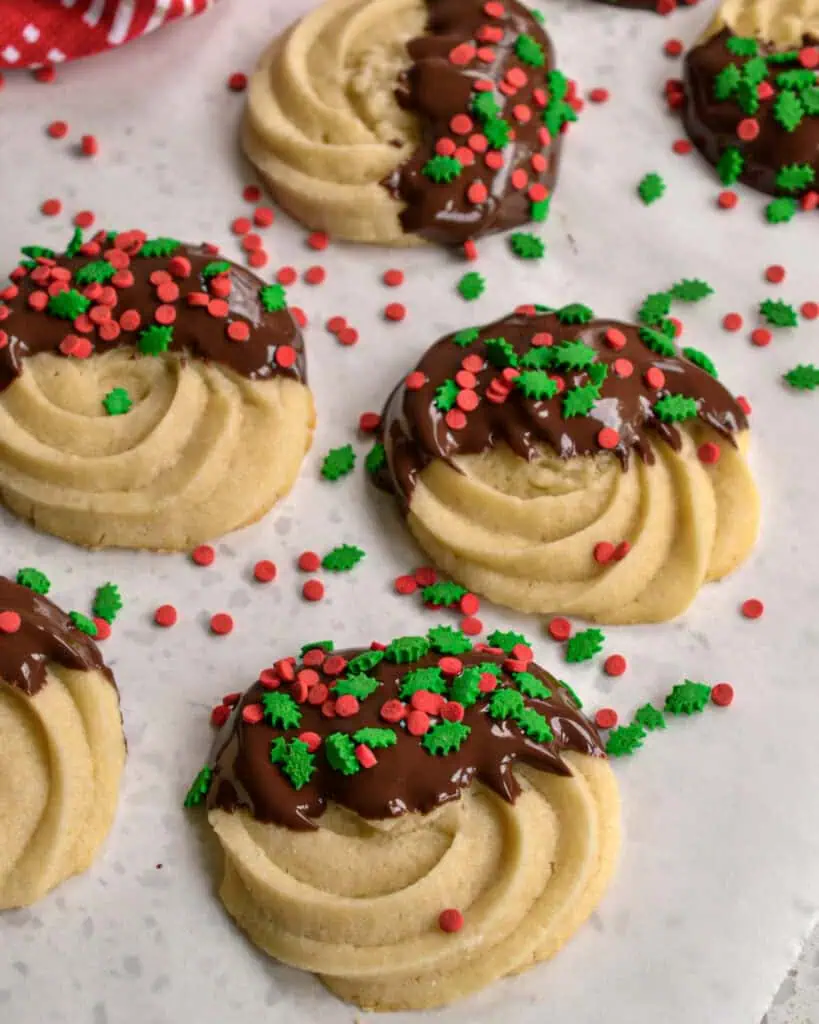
[0,577,112,696]
[0,237,306,389]
[207,646,602,830]
[377,309,748,504]
[382,0,562,245]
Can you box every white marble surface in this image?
[1,1,819,1022]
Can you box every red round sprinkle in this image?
[478,672,498,692]
[645,367,665,389]
[154,304,176,325]
[454,146,475,166]
[613,358,633,379]
[380,699,406,723]
[436,137,457,157]
[327,316,346,335]
[307,231,330,251]
[394,574,418,595]
[355,744,377,769]
[321,700,337,719]
[461,616,483,635]
[467,181,489,204]
[276,266,297,285]
[765,264,786,284]
[304,265,326,286]
[303,649,326,669]
[594,541,615,565]
[207,299,229,319]
[799,46,819,68]
[384,302,406,322]
[741,598,763,619]
[511,168,529,190]
[664,38,683,56]
[231,217,251,236]
[47,120,68,139]
[359,412,381,434]
[111,270,134,290]
[227,320,251,343]
[723,312,743,332]
[335,694,360,718]
[438,656,463,677]
[485,151,504,170]
[711,683,734,707]
[59,335,93,359]
[757,81,774,100]
[210,613,234,635]
[276,659,296,682]
[323,655,347,676]
[298,551,321,572]
[737,395,752,415]
[303,579,325,602]
[299,731,322,752]
[243,185,262,202]
[154,605,177,627]
[337,326,358,346]
[802,191,819,211]
[78,134,99,158]
[407,709,431,736]
[383,268,404,287]
[406,371,426,391]
[469,133,488,153]
[211,704,231,728]
[459,593,480,616]
[412,690,444,715]
[119,309,141,331]
[253,206,275,228]
[290,307,307,328]
[228,72,248,92]
[192,544,215,566]
[604,654,627,677]
[258,670,280,689]
[0,610,21,633]
[604,327,627,350]
[41,198,62,217]
[415,566,437,586]
[697,441,721,464]
[595,708,618,729]
[456,389,479,412]
[254,560,277,582]
[613,540,631,561]
[242,704,263,724]
[446,409,467,430]
[801,302,819,320]
[672,138,693,155]
[588,87,609,103]
[274,345,297,368]
[450,113,473,135]
[548,616,572,641]
[717,190,738,210]
[737,118,760,141]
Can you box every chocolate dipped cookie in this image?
[0,231,314,550]
[242,0,577,246]
[371,302,759,624]
[185,630,620,1010]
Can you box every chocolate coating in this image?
[0,577,112,696]
[683,29,819,197]
[0,232,306,389]
[383,0,566,245]
[377,308,748,504]
[207,645,602,830]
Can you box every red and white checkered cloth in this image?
[0,0,214,69]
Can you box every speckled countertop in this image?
[1,1,819,1022]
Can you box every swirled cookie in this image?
[0,230,314,550]
[683,0,819,202]
[372,303,759,625]
[185,630,619,1010]
[0,576,124,909]
[242,0,577,246]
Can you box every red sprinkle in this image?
[47,120,68,139]
[412,690,444,715]
[737,395,752,415]
[799,46,819,68]
[248,247,268,269]
[613,541,631,561]
[717,190,739,210]
[644,367,665,389]
[242,704,263,724]
[672,139,693,155]
[801,302,819,320]
[59,335,93,359]
[438,908,464,933]
[697,441,721,464]
[394,574,418,595]
[415,566,437,586]
[548,616,572,641]
[304,265,326,286]
[664,39,683,56]
[722,312,743,332]
[604,654,627,677]
[737,118,760,141]
[303,579,325,602]
[613,358,633,379]
[307,231,330,251]
[751,327,772,347]
[277,266,297,285]
[253,206,275,227]
[588,87,610,103]
[445,409,467,430]
[298,551,321,572]
[463,239,479,261]
[243,185,262,202]
[228,72,248,92]
[93,618,111,641]
[459,593,480,616]
[254,560,277,583]
[80,134,98,157]
[467,181,489,204]
[336,694,360,718]
[274,345,297,368]
[765,264,786,284]
[604,327,627,351]
[461,616,483,635]
[594,541,615,565]
[192,544,216,566]
[383,268,405,288]
[595,708,618,729]
[0,611,22,634]
[438,656,463,677]
[337,326,359,346]
[154,605,177,627]
[380,699,406,723]
[384,302,406,322]
[356,744,377,769]
[299,731,322,752]
[211,704,231,728]
[711,683,734,707]
[406,710,431,736]
[227,320,251,343]
[741,598,763,619]
[41,198,62,217]
[210,613,234,636]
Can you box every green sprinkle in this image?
[300,640,334,656]
[725,36,758,56]
[321,443,356,481]
[103,387,132,416]
[365,441,386,476]
[775,69,816,91]
[682,347,718,378]
[670,279,714,302]
[69,611,98,636]
[767,50,800,64]
[515,33,546,67]
[555,303,594,325]
[422,721,471,755]
[565,627,605,663]
[735,79,760,116]
[75,260,116,285]
[449,667,483,707]
[398,666,447,700]
[457,271,485,301]
[280,739,316,789]
[138,324,174,355]
[714,63,741,100]
[140,237,181,258]
[427,625,472,655]
[422,154,463,184]
[776,164,815,194]
[784,364,819,391]
[543,98,576,136]
[93,582,122,624]
[760,298,799,327]
[47,289,90,320]
[664,680,711,715]
[351,727,396,751]
[322,544,365,572]
[486,629,529,653]
[510,232,545,260]
[550,338,597,369]
[483,117,511,150]
[606,723,646,756]
[547,68,569,101]
[472,91,501,120]
[520,346,554,370]
[269,737,288,764]
[531,7,545,21]
[717,147,745,186]
[531,197,551,222]
[638,292,673,326]
[515,706,554,743]
[774,89,804,132]
[476,661,502,678]
[202,260,232,278]
[453,327,480,348]
[421,581,468,607]
[653,393,699,422]
[802,87,819,115]
[765,197,799,224]
[485,336,519,368]
[513,671,552,700]
[332,674,380,699]
[65,229,84,258]
[259,283,287,312]
[16,568,51,594]
[21,244,56,260]
[325,733,360,775]
[488,688,526,720]
[587,362,608,387]
[637,173,666,205]
[262,691,301,729]
[633,703,666,731]
[434,379,460,412]
[385,635,430,663]
[346,649,385,674]
[563,384,600,418]
[183,766,213,808]
[514,369,558,401]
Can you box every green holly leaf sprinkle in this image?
[75,260,116,285]
[654,393,699,422]
[325,733,361,775]
[714,62,741,100]
[202,260,232,278]
[93,582,122,624]
[637,173,666,205]
[550,338,597,370]
[427,625,472,655]
[486,629,529,653]
[543,99,577,136]
[269,736,288,764]
[321,443,356,481]
[476,661,503,678]
[515,369,559,401]
[457,271,486,301]
[138,324,174,355]
[345,649,384,674]
[332,674,380,699]
[765,197,799,224]
[353,727,397,750]
[449,667,483,707]
[422,720,471,756]
[515,33,546,67]
[716,146,745,186]
[664,680,711,715]
[262,691,302,729]
[21,244,56,260]
[531,197,552,222]
[16,567,51,594]
[103,387,132,416]
[385,635,430,663]
[183,766,213,808]
[670,278,714,302]
[472,91,501,121]
[606,723,646,757]
[682,347,718,378]
[556,303,594,325]
[565,627,605,663]
[563,384,600,418]
[767,50,800,64]
[421,581,468,606]
[638,292,673,326]
[322,544,365,572]
[735,79,761,116]
[259,283,287,312]
[515,706,554,743]
[47,289,91,320]
[483,117,512,149]
[520,346,555,370]
[485,336,519,368]
[802,87,819,115]
[422,154,463,184]
[513,671,552,700]
[65,229,84,258]
[365,441,386,476]
[279,739,316,789]
[725,36,758,56]
[453,327,480,348]
[776,163,815,194]
[548,68,569,101]
[783,364,819,391]
[398,666,447,700]
[434,379,460,412]
[775,89,804,131]
[633,703,666,731]
[139,237,180,258]
[488,688,526,720]
[776,69,817,90]
[300,640,334,656]
[510,232,545,260]
[69,611,98,636]
[639,326,676,357]
[760,298,798,327]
